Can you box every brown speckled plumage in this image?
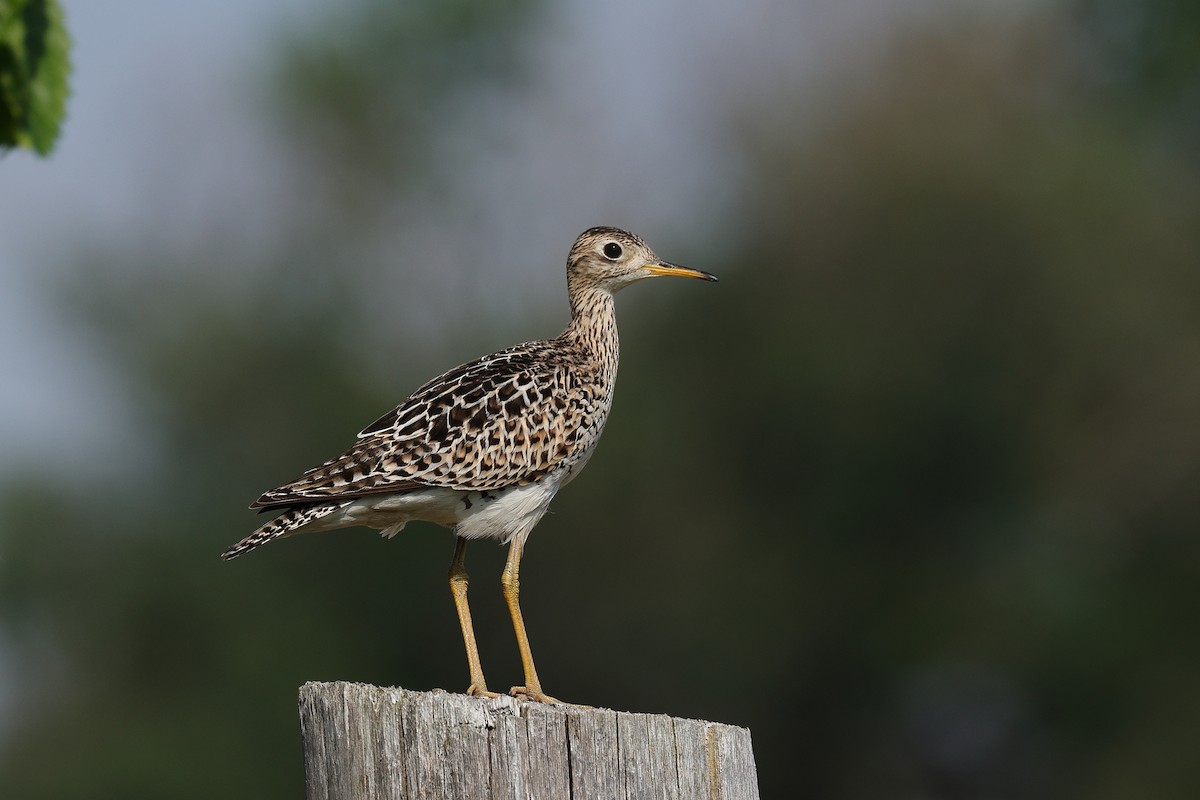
[221,226,715,703]
[254,335,609,502]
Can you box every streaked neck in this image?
[565,283,619,378]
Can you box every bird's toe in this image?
[466,683,501,699]
[509,685,589,707]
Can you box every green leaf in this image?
[0,0,72,156]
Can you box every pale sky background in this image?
[0,0,983,480]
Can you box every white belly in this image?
[454,478,562,542]
[305,474,564,545]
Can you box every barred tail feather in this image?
[221,503,346,560]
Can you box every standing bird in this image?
[222,227,716,703]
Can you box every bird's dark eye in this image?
[602,242,622,260]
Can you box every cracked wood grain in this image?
[299,682,759,800]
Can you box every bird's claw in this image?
[509,685,589,707]
[466,683,501,699]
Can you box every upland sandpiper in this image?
[222,226,716,703]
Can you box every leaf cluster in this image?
[0,0,71,155]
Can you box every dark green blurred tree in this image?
[2,2,1199,799]
[1073,0,1200,144]
[647,8,1200,798]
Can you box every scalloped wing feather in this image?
[251,339,609,510]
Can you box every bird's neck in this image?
[564,283,620,380]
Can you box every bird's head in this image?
[566,226,717,293]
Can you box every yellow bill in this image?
[646,261,719,282]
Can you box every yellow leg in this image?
[501,536,572,704]
[449,536,496,698]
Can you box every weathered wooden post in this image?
[299,681,760,800]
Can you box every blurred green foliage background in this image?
[2,0,1199,797]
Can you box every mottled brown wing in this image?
[251,341,605,510]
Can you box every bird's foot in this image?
[466,683,501,699]
[509,685,590,707]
